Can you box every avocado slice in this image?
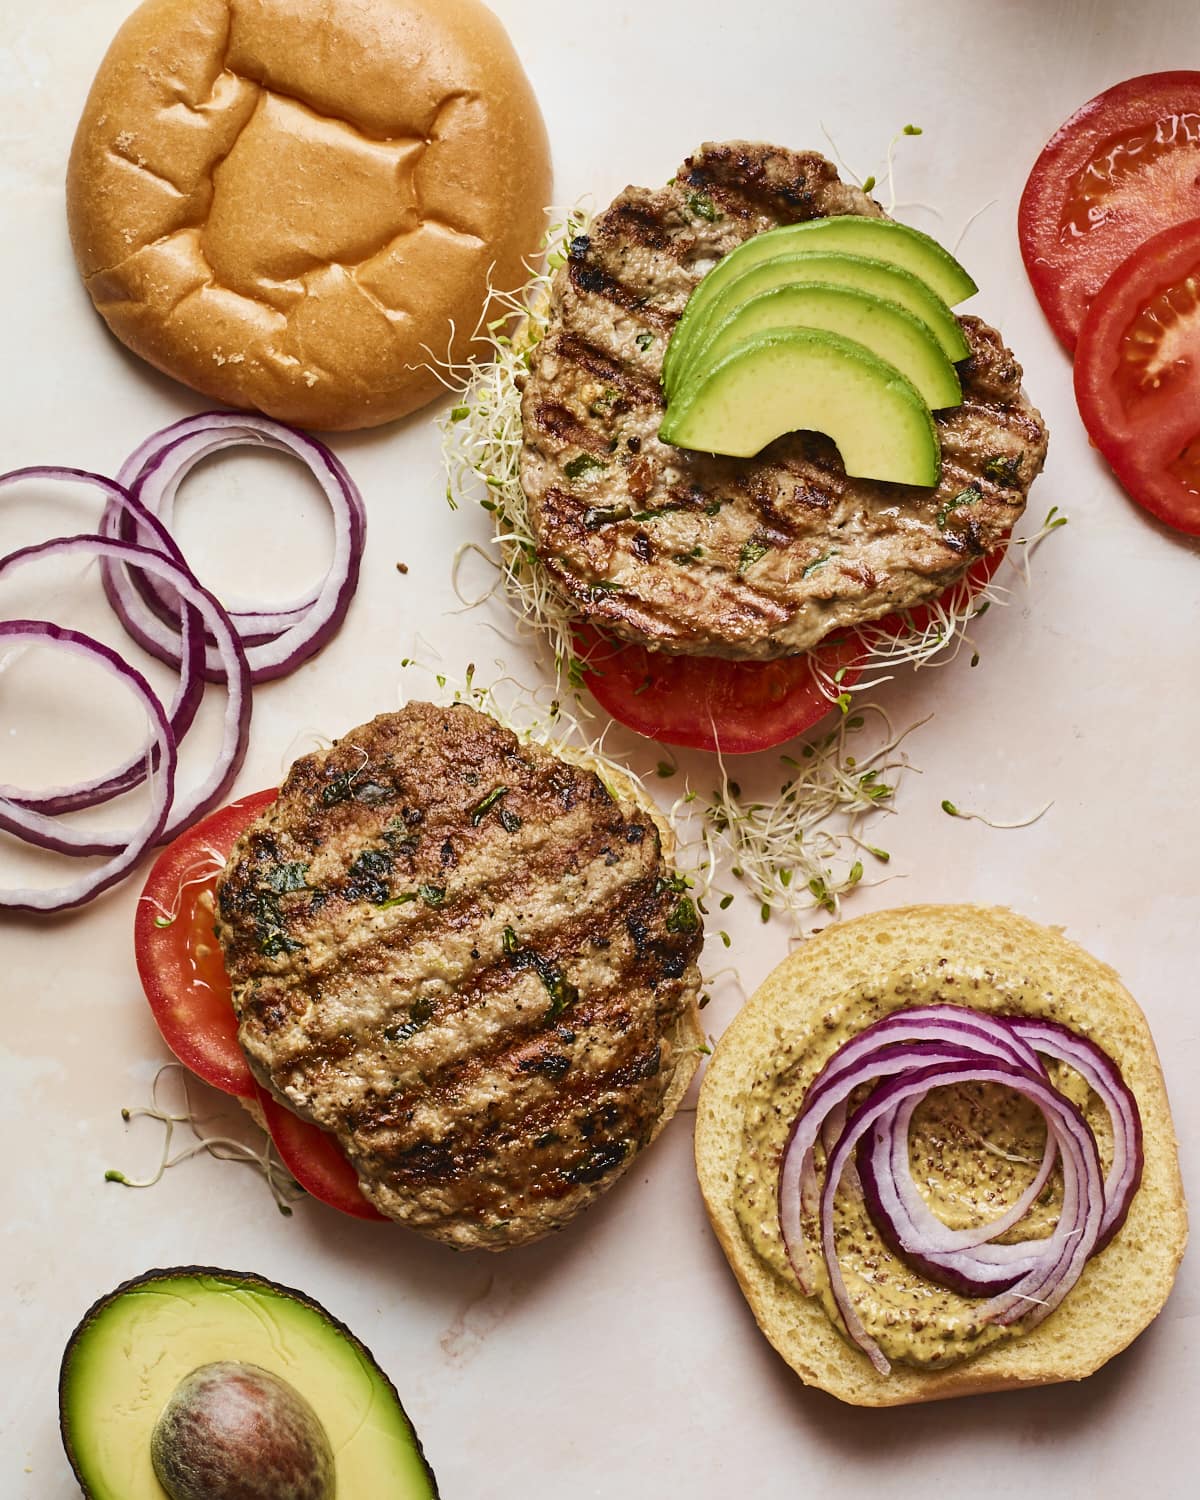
[673,283,962,413]
[664,250,970,397]
[658,328,940,485]
[59,1268,438,1500]
[662,216,977,390]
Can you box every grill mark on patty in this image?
[235,804,657,1061]
[257,836,684,1092]
[530,400,613,455]
[251,821,690,1098]
[602,199,681,253]
[223,739,635,968]
[353,1025,672,1206]
[337,937,689,1211]
[567,255,675,331]
[551,331,662,406]
[352,971,669,1152]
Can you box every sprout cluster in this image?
[437,210,1064,929]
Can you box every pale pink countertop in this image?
[2,2,1196,1495]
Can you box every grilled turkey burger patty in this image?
[214,702,704,1249]
[519,142,1049,659]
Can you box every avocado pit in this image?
[150,1362,335,1500]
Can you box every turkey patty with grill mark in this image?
[214,702,704,1249]
[519,141,1049,659]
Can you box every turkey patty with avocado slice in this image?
[518,141,1048,659]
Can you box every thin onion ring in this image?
[104,412,366,682]
[0,534,250,849]
[0,468,204,813]
[0,621,176,912]
[776,1004,1139,1374]
[820,1056,1104,1376]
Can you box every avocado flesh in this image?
[663,216,976,389]
[664,250,970,396]
[659,328,940,485]
[673,283,962,413]
[59,1269,438,1500]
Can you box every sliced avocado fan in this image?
[658,328,940,485]
[664,249,971,398]
[662,213,977,391]
[675,282,962,412]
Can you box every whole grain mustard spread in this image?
[733,958,1112,1369]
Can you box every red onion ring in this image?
[0,621,176,912]
[104,413,367,683]
[776,1004,1139,1375]
[0,534,250,849]
[778,1005,1051,1291]
[0,468,204,814]
[858,1088,1060,1296]
[1008,1016,1143,1250]
[821,1057,1104,1376]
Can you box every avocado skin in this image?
[59,1267,439,1500]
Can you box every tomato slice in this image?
[254,1085,388,1223]
[1074,217,1200,535]
[137,788,387,1221]
[135,789,277,1099]
[576,625,864,754]
[1019,72,1200,349]
[575,547,1005,754]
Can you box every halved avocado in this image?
[59,1267,438,1500]
[674,283,962,412]
[664,250,970,397]
[658,328,940,485]
[662,216,976,390]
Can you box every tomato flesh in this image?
[576,546,1004,754]
[576,625,864,754]
[1075,217,1200,534]
[136,787,385,1221]
[135,790,277,1099]
[255,1086,387,1223]
[1019,73,1200,349]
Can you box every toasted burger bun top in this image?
[67,0,552,430]
[695,904,1187,1406]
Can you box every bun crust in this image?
[66,0,552,430]
[695,905,1187,1406]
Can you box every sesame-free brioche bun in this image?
[695,905,1187,1406]
[66,0,552,430]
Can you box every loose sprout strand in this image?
[107,1065,303,1215]
[439,206,595,696]
[137,845,227,927]
[941,796,1054,830]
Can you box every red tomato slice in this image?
[137,788,386,1221]
[135,789,277,1099]
[576,625,864,754]
[254,1085,388,1223]
[1019,72,1200,350]
[1075,217,1200,535]
[575,547,1005,754]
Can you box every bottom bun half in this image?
[695,904,1187,1406]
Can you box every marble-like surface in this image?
[2,2,1195,1495]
